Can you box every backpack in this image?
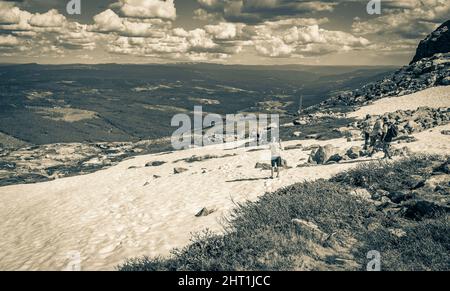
[386,124,399,140]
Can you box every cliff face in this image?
[411,20,450,64]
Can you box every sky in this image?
[0,0,448,65]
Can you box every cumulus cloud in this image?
[0,0,445,64]
[204,22,245,40]
[251,22,370,58]
[0,1,98,57]
[90,9,172,37]
[352,0,450,39]
[111,0,177,20]
[0,1,24,24]
[197,0,337,23]
[91,9,125,32]
[0,35,21,47]
[28,9,67,28]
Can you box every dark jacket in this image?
[383,124,398,143]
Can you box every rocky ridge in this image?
[319,20,450,108]
[321,53,450,107]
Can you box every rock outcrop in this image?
[320,20,450,108]
[355,107,450,136]
[322,53,450,107]
[411,20,450,64]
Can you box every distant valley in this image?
[0,63,395,146]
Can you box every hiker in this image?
[370,118,384,156]
[381,118,398,160]
[269,137,283,179]
[361,114,374,150]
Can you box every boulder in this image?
[145,161,166,167]
[174,167,188,174]
[441,130,450,136]
[284,144,303,151]
[405,120,421,133]
[441,76,450,85]
[305,134,320,140]
[195,207,216,217]
[371,189,389,201]
[312,145,343,164]
[293,119,308,126]
[346,146,362,159]
[255,162,272,170]
[388,191,414,204]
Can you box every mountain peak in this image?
[411,20,450,64]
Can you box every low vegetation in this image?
[119,155,450,271]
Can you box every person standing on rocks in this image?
[361,114,374,150]
[370,118,385,156]
[269,137,283,179]
[381,118,398,160]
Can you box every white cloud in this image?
[0,0,440,63]
[204,22,244,40]
[91,9,125,32]
[0,35,20,47]
[112,0,177,20]
[255,37,294,57]
[90,9,172,37]
[0,1,23,24]
[28,9,67,28]
[252,22,370,58]
[352,0,450,38]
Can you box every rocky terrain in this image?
[316,21,450,108]
[320,53,449,107]
[0,138,171,187]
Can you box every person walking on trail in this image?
[361,114,374,150]
[370,118,384,156]
[269,137,283,179]
[381,118,398,160]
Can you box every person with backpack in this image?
[370,118,384,156]
[361,114,375,150]
[381,117,398,160]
